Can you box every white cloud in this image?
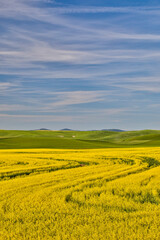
[0,106,129,124]
[50,6,160,15]
[0,82,20,92]
[112,83,160,93]
[1,0,160,129]
[0,90,111,114]
[0,113,74,122]
[48,91,106,107]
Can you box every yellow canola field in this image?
[1,148,160,239]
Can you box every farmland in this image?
[1,145,160,239]
[1,129,160,149]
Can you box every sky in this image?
[0,0,160,130]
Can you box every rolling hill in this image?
[0,129,160,149]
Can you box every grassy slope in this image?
[0,129,160,149]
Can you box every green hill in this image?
[0,129,160,149]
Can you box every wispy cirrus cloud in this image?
[111,83,160,93]
[47,91,107,107]
[0,90,108,112]
[49,6,160,15]
[1,0,160,129]
[0,82,20,92]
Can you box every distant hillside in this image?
[0,129,160,149]
[102,129,125,132]
[61,128,73,131]
[36,128,51,131]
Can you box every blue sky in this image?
[0,0,160,130]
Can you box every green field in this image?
[1,130,160,239]
[0,129,160,149]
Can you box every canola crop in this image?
[1,148,160,239]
